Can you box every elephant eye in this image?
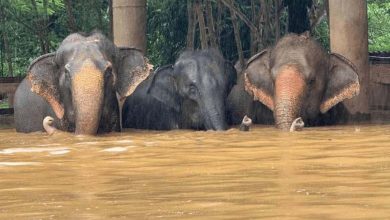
[104,66,113,79]
[188,84,198,95]
[309,78,316,86]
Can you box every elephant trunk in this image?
[72,60,104,135]
[202,96,227,131]
[274,66,306,131]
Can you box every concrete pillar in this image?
[329,0,370,115]
[113,0,147,53]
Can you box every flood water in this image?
[0,125,390,219]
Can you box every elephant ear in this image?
[147,65,180,112]
[27,53,64,119]
[116,47,153,102]
[244,49,275,111]
[320,53,360,113]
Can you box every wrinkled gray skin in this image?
[14,32,150,135]
[123,49,236,130]
[242,33,360,130]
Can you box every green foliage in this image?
[312,19,330,51]
[0,0,389,78]
[367,1,390,52]
[312,1,390,53]
[0,101,9,109]
[0,0,110,77]
[0,0,66,76]
[145,0,262,66]
[146,0,188,67]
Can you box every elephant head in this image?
[27,32,151,135]
[244,33,360,130]
[148,49,236,130]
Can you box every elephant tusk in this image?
[239,115,253,132]
[43,116,58,135]
[289,117,305,132]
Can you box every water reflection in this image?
[0,125,389,219]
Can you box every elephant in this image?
[14,32,152,135]
[122,49,237,131]
[232,32,360,130]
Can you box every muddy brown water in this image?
[0,125,390,219]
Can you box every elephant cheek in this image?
[72,61,104,135]
[274,66,306,131]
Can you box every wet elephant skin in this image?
[14,32,151,135]
[123,49,236,131]
[228,33,360,130]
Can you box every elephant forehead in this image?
[177,67,199,84]
[275,66,306,96]
[59,42,106,64]
[176,59,198,73]
[276,65,304,80]
[200,73,219,88]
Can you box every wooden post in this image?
[113,0,147,53]
[329,0,370,115]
